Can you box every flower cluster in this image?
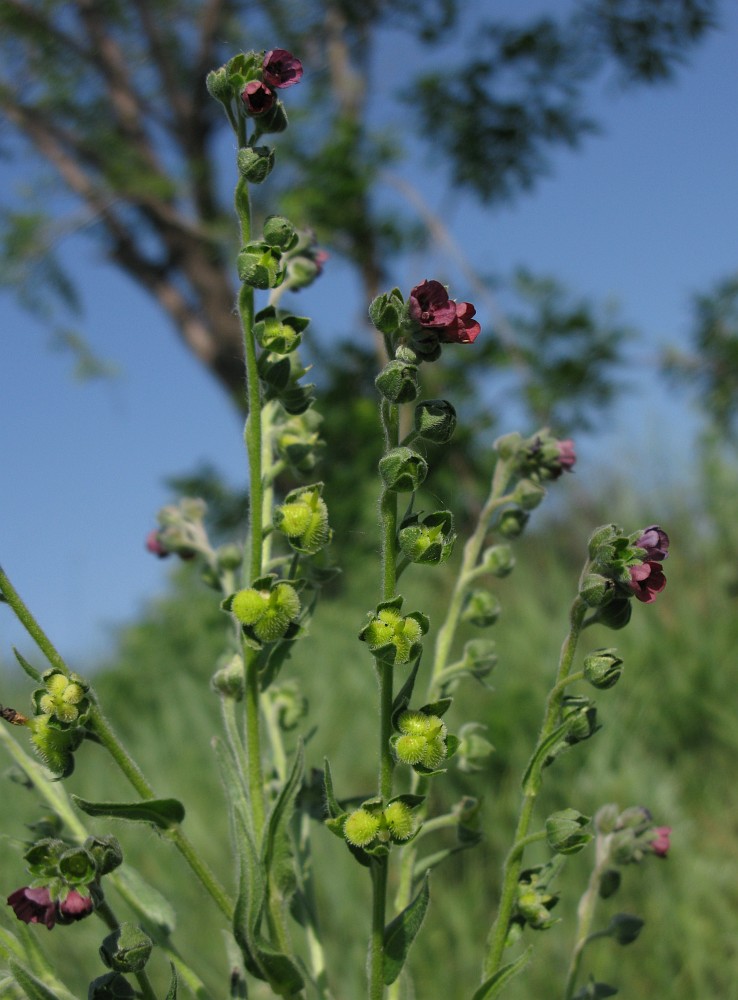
[241,49,303,117]
[628,524,669,604]
[7,886,92,930]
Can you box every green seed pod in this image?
[274,484,331,555]
[545,809,592,856]
[579,573,616,608]
[85,835,123,877]
[513,478,547,511]
[497,507,529,539]
[394,733,426,766]
[384,801,414,841]
[344,808,380,847]
[230,588,269,625]
[461,590,501,628]
[28,715,83,778]
[480,544,515,577]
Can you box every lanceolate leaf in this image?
[8,960,66,1000]
[383,871,430,985]
[165,964,178,1000]
[71,796,185,829]
[12,647,42,682]
[471,947,533,1000]
[262,740,305,898]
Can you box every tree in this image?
[0,0,718,421]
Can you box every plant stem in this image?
[0,564,69,677]
[369,859,389,1000]
[243,644,266,838]
[563,838,608,998]
[482,596,587,979]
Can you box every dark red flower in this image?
[262,49,303,89]
[408,280,457,328]
[7,887,57,929]
[649,826,671,858]
[241,81,275,116]
[438,301,481,344]
[145,530,170,559]
[635,525,669,562]
[628,561,666,603]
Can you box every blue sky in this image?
[1,2,737,668]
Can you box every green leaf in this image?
[8,961,63,1000]
[471,947,533,1000]
[262,741,304,899]
[383,871,430,985]
[112,865,177,935]
[520,721,571,794]
[71,796,185,829]
[165,964,178,1000]
[12,648,42,682]
[322,758,343,819]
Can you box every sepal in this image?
[237,241,285,289]
[379,447,427,493]
[237,145,275,183]
[398,510,455,565]
[413,399,457,443]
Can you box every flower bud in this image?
[205,67,230,100]
[84,836,123,877]
[88,973,135,999]
[262,214,299,252]
[344,808,380,848]
[497,507,529,539]
[211,653,245,700]
[579,573,616,608]
[461,590,501,628]
[369,288,404,336]
[100,922,153,974]
[592,596,632,630]
[545,809,592,855]
[413,399,457,444]
[256,100,289,134]
[480,544,515,577]
[216,544,243,572]
[378,447,427,493]
[606,913,644,945]
[236,145,275,183]
[237,241,285,289]
[513,478,547,511]
[583,648,623,689]
[514,865,559,930]
[561,695,599,745]
[455,722,494,773]
[599,868,621,899]
[375,360,419,404]
[493,432,524,462]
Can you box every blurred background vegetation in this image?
[1,0,738,997]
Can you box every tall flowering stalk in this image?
[0,46,674,1000]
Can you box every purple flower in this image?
[438,301,481,344]
[636,525,669,562]
[649,826,671,858]
[408,280,457,329]
[241,81,275,116]
[262,49,303,89]
[556,439,576,475]
[7,887,57,929]
[145,530,170,559]
[628,561,667,603]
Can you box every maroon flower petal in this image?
[7,887,57,929]
[439,301,481,344]
[241,81,275,116]
[57,889,94,923]
[556,440,576,474]
[408,280,457,328]
[145,530,170,558]
[262,49,303,89]
[628,561,666,603]
[635,525,670,561]
[649,826,671,857]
